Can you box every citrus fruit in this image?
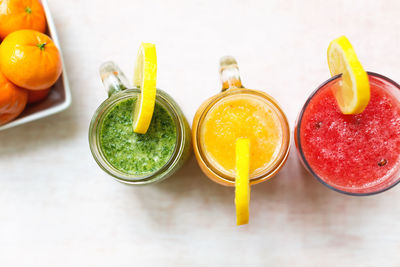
[0,0,46,39]
[327,36,370,114]
[0,71,27,125]
[235,138,250,225]
[132,43,157,134]
[0,29,62,90]
[27,87,50,104]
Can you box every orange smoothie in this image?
[200,94,283,178]
[193,56,290,186]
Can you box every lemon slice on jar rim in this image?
[327,36,370,114]
[132,43,157,134]
[235,138,251,226]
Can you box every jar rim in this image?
[89,88,187,185]
[194,88,291,186]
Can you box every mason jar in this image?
[89,62,191,185]
[192,56,290,186]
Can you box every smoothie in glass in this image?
[193,56,290,186]
[201,93,284,179]
[296,73,400,195]
[89,61,191,185]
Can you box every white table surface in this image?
[1,0,400,266]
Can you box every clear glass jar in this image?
[192,56,291,186]
[89,62,191,185]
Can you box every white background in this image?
[1,0,400,266]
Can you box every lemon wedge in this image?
[235,138,250,226]
[132,43,157,134]
[327,36,370,114]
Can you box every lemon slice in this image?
[327,36,370,114]
[132,43,157,134]
[235,138,250,226]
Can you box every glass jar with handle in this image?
[192,56,290,186]
[89,62,191,185]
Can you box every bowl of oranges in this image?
[0,0,71,131]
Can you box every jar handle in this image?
[219,56,243,92]
[99,61,131,97]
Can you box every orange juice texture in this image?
[201,95,282,177]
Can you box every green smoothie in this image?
[100,98,177,176]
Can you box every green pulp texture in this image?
[100,98,177,176]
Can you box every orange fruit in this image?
[27,87,50,104]
[0,71,27,125]
[0,0,46,39]
[0,29,62,90]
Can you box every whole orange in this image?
[27,87,50,104]
[0,71,27,125]
[0,0,46,39]
[0,29,62,90]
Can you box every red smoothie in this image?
[298,73,400,194]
